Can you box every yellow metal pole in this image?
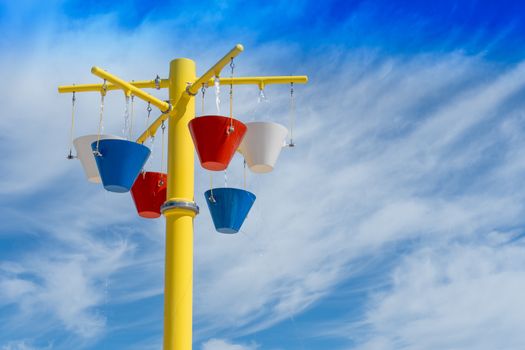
[161,58,197,350]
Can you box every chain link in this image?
[227,57,235,134]
[67,91,76,159]
[289,82,295,147]
[123,94,130,138]
[93,80,107,157]
[145,101,152,141]
[201,84,207,116]
[214,75,220,114]
[161,120,166,174]
[129,95,135,140]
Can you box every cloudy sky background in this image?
[1,1,525,349]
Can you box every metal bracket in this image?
[186,83,198,96]
[161,101,173,114]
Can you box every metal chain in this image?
[161,121,166,174]
[227,58,235,134]
[129,95,135,140]
[201,84,206,116]
[209,173,216,203]
[123,94,130,139]
[67,92,76,159]
[258,88,266,104]
[289,82,295,147]
[94,80,107,157]
[214,75,220,114]
[147,103,155,165]
[144,101,152,141]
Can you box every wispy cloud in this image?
[201,338,258,350]
[0,236,132,339]
[341,237,525,350]
[1,340,52,350]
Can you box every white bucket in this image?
[73,134,124,183]
[238,122,288,173]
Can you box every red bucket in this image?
[130,171,167,219]
[188,115,247,171]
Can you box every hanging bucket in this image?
[73,134,124,183]
[131,171,167,219]
[189,115,247,171]
[238,122,288,173]
[204,187,256,234]
[91,139,151,193]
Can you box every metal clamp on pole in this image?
[162,101,173,114]
[186,83,198,96]
[161,200,200,216]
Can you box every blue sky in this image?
[2,1,525,349]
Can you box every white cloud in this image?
[0,236,133,339]
[348,240,525,350]
[201,338,258,350]
[1,340,51,350]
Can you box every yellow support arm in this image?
[57,78,169,93]
[91,66,171,113]
[208,76,308,90]
[187,44,244,95]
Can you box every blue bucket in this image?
[91,139,151,193]
[204,188,256,234]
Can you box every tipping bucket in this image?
[204,187,256,234]
[131,171,167,218]
[238,122,288,173]
[189,115,247,171]
[73,134,123,183]
[91,139,151,193]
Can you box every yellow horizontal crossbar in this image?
[57,75,307,95]
[57,79,169,93]
[91,67,171,113]
[206,76,308,90]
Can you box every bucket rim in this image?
[138,170,168,176]
[74,134,124,142]
[204,187,256,199]
[244,121,288,132]
[90,138,151,149]
[192,114,242,120]
[190,115,246,125]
